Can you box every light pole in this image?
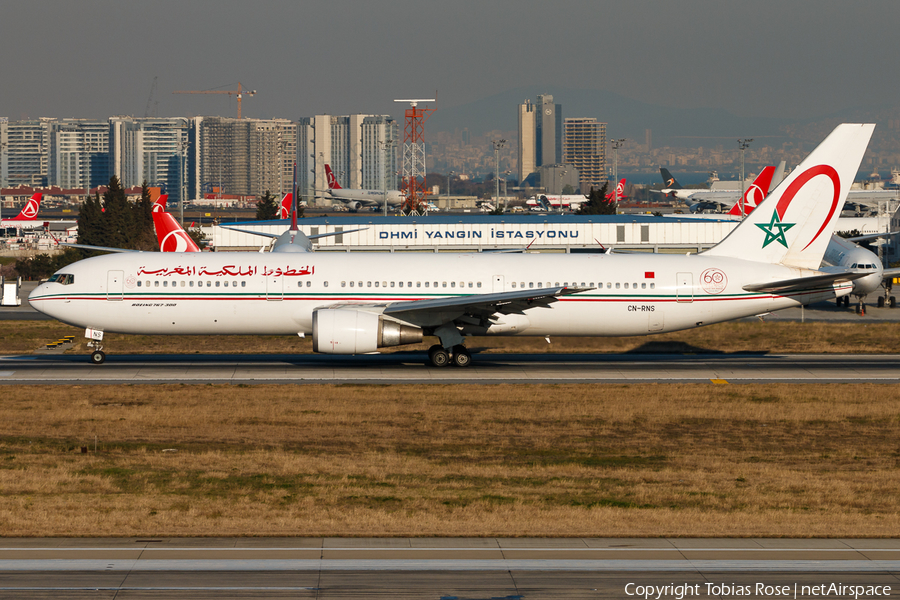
[492,139,506,211]
[611,138,625,211]
[738,138,753,217]
[379,138,395,217]
[180,138,189,225]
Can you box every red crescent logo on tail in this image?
[152,194,169,213]
[773,165,841,251]
[160,230,193,253]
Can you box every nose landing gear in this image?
[85,328,106,365]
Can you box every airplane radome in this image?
[30,124,875,367]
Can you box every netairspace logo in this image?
[625,583,892,600]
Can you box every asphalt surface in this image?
[0,351,898,385]
[0,538,897,599]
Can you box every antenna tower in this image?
[394,99,435,215]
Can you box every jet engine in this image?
[312,308,422,354]
[347,201,362,212]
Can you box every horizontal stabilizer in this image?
[743,271,869,294]
[846,231,900,243]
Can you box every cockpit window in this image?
[48,273,75,285]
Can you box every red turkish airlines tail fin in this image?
[324,164,342,190]
[153,211,201,252]
[279,193,293,219]
[726,166,775,217]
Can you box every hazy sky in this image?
[2,0,898,124]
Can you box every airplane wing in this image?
[221,225,367,240]
[743,272,870,294]
[60,243,141,254]
[381,286,592,328]
[881,267,900,278]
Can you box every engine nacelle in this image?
[347,201,362,212]
[312,309,422,354]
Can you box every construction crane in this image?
[173,82,256,119]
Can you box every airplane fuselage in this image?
[30,251,846,341]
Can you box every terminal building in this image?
[211,213,898,262]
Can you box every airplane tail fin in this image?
[151,194,169,213]
[279,193,293,219]
[659,168,681,189]
[726,166,775,216]
[153,211,201,252]
[704,124,874,269]
[325,164,342,190]
[9,192,42,220]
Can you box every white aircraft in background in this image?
[1,193,46,229]
[30,124,874,367]
[318,164,403,212]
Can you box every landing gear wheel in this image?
[843,296,851,308]
[877,296,885,308]
[836,298,843,308]
[90,350,106,365]
[451,345,472,368]
[428,345,450,368]
[890,296,897,308]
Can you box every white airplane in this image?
[318,164,403,212]
[662,165,898,211]
[1,192,46,229]
[30,124,874,367]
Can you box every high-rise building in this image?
[109,117,190,205]
[535,94,562,167]
[1,118,54,187]
[518,94,562,186]
[563,118,607,192]
[517,101,535,183]
[298,114,398,204]
[49,119,110,190]
[198,117,297,199]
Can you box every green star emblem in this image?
[756,211,796,248]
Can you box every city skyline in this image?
[2,0,899,131]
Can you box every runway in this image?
[1,351,899,384]
[0,538,897,599]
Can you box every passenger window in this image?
[624,283,628,289]
[215,281,220,287]
[529,282,534,289]
[451,282,455,288]
[163,281,168,287]
[223,281,228,287]
[367,281,372,288]
[407,282,412,288]
[477,282,481,288]
[650,283,655,289]
[399,281,403,288]
[512,282,517,288]
[350,281,354,287]
[425,282,429,288]
[433,282,438,288]
[616,283,620,289]
[642,283,646,289]
[607,283,611,289]
[137,281,142,287]
[306,281,311,288]
[207,281,211,287]
[468,282,472,288]
[443,282,447,288]
[155,281,159,287]
[181,281,185,287]
[633,282,637,289]
[417,282,421,288]
[358,281,362,287]
[324,281,328,288]
[242,281,247,287]
[342,281,346,287]
[390,281,395,287]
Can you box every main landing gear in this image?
[427,344,471,368]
